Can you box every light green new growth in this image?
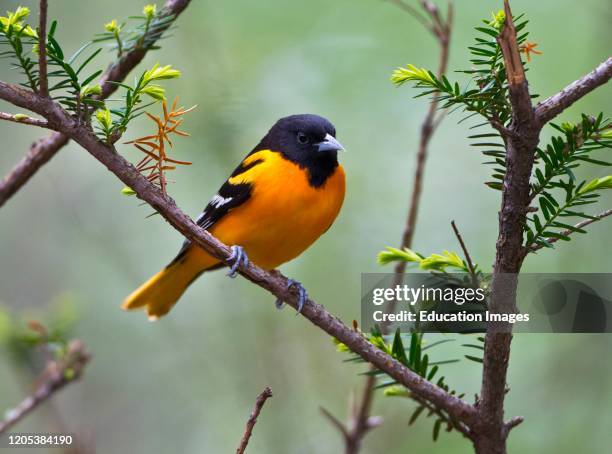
[378,247,472,274]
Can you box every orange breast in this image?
[208,150,345,269]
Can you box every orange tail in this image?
[122,247,218,320]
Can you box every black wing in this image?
[171,158,263,264]
[195,155,264,230]
[195,180,252,230]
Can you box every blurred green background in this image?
[1,0,611,452]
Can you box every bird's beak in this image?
[316,133,345,152]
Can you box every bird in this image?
[123,114,346,320]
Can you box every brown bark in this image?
[37,0,49,97]
[0,340,90,434]
[474,2,540,452]
[236,387,273,454]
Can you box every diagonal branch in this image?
[392,1,453,272]
[320,406,349,440]
[535,56,612,126]
[0,0,192,209]
[0,340,90,434]
[451,220,478,288]
[0,133,69,207]
[236,387,273,454]
[529,208,612,252]
[97,0,191,98]
[0,78,481,432]
[386,0,435,34]
[0,112,50,129]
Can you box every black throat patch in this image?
[294,151,339,188]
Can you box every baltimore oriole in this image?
[123,114,346,320]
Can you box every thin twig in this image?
[535,56,612,126]
[528,124,588,203]
[386,0,434,34]
[236,387,273,454]
[489,117,520,140]
[503,416,524,433]
[97,0,192,99]
[320,406,349,440]
[411,394,472,439]
[451,220,478,287]
[420,0,446,39]
[529,208,612,252]
[328,3,454,452]
[0,0,193,209]
[321,376,382,454]
[0,132,69,208]
[391,1,453,293]
[0,112,50,129]
[37,0,49,97]
[345,380,384,454]
[0,340,90,434]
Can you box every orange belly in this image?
[191,150,345,270]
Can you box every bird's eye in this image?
[296,132,309,144]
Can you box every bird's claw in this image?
[275,279,308,314]
[274,297,285,310]
[226,245,249,278]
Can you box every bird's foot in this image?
[226,245,249,278]
[275,279,308,314]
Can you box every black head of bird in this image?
[254,114,345,187]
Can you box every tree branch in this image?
[236,387,273,454]
[503,415,523,434]
[0,133,69,207]
[385,0,434,35]
[0,112,50,128]
[321,377,383,454]
[476,2,538,452]
[343,376,382,454]
[529,208,612,252]
[0,340,90,434]
[0,0,192,209]
[327,3,454,452]
[37,0,49,98]
[535,56,612,126]
[451,220,478,287]
[320,406,349,440]
[0,78,481,432]
[97,0,192,99]
[392,2,453,274]
[475,6,611,454]
[411,393,472,439]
